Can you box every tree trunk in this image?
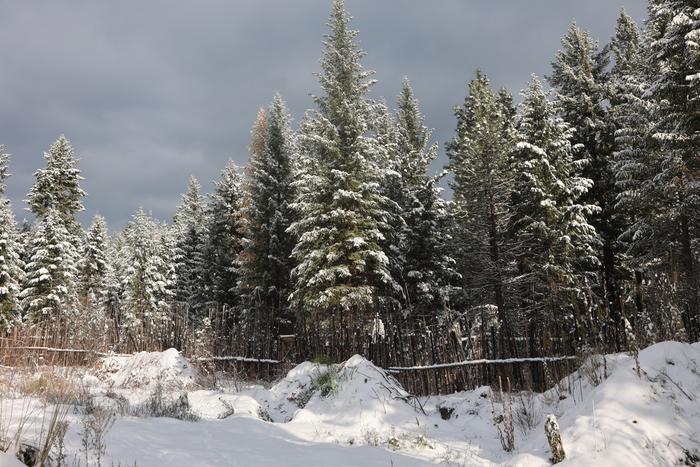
[680,213,698,341]
[602,236,622,351]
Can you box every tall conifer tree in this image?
[202,160,245,311]
[172,177,207,317]
[238,95,297,346]
[549,23,625,348]
[0,148,23,331]
[511,76,599,340]
[289,0,397,324]
[447,71,516,355]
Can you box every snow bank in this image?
[509,340,700,466]
[188,390,264,420]
[95,348,199,391]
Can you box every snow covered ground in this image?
[0,341,699,466]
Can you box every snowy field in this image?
[0,342,699,466]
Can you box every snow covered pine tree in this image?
[289,0,397,334]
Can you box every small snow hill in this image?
[507,340,700,466]
[94,348,200,391]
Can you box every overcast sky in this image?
[0,0,647,229]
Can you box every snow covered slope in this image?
[1,342,699,466]
[509,340,700,466]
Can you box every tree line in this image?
[0,0,697,358]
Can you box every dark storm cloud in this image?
[0,0,646,229]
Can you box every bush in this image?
[294,366,340,408]
[129,383,199,421]
[311,368,339,398]
[310,355,334,365]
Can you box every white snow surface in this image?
[1,341,699,466]
[0,452,23,467]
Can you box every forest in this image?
[0,0,698,371]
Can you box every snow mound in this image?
[95,348,199,391]
[264,355,416,425]
[509,340,700,466]
[265,361,330,421]
[287,355,424,436]
[318,354,410,406]
[188,390,263,420]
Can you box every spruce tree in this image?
[20,209,79,325]
[102,231,128,337]
[289,0,397,325]
[396,79,435,192]
[373,99,405,310]
[395,79,458,322]
[172,177,207,317]
[609,10,658,334]
[644,0,700,339]
[237,95,297,345]
[446,71,516,356]
[511,76,599,340]
[79,214,109,300]
[0,148,23,331]
[549,23,625,348]
[121,209,174,347]
[22,136,85,327]
[611,10,652,230]
[202,160,245,311]
[26,135,86,233]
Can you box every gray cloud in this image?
[0,0,646,229]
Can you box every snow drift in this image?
[507,340,700,466]
[95,348,199,390]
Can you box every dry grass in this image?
[20,372,82,405]
[0,365,75,464]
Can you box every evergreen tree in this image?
[511,76,599,340]
[611,10,653,231]
[121,209,174,347]
[549,23,625,348]
[16,220,32,271]
[79,214,109,300]
[289,0,397,323]
[395,79,458,322]
[20,209,79,325]
[22,136,85,327]
[396,79,435,192]
[26,135,86,233]
[102,231,128,338]
[0,148,23,331]
[446,71,516,355]
[401,178,459,322]
[644,0,700,339]
[172,177,207,316]
[609,10,658,334]
[372,99,405,309]
[238,95,297,345]
[202,160,245,310]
